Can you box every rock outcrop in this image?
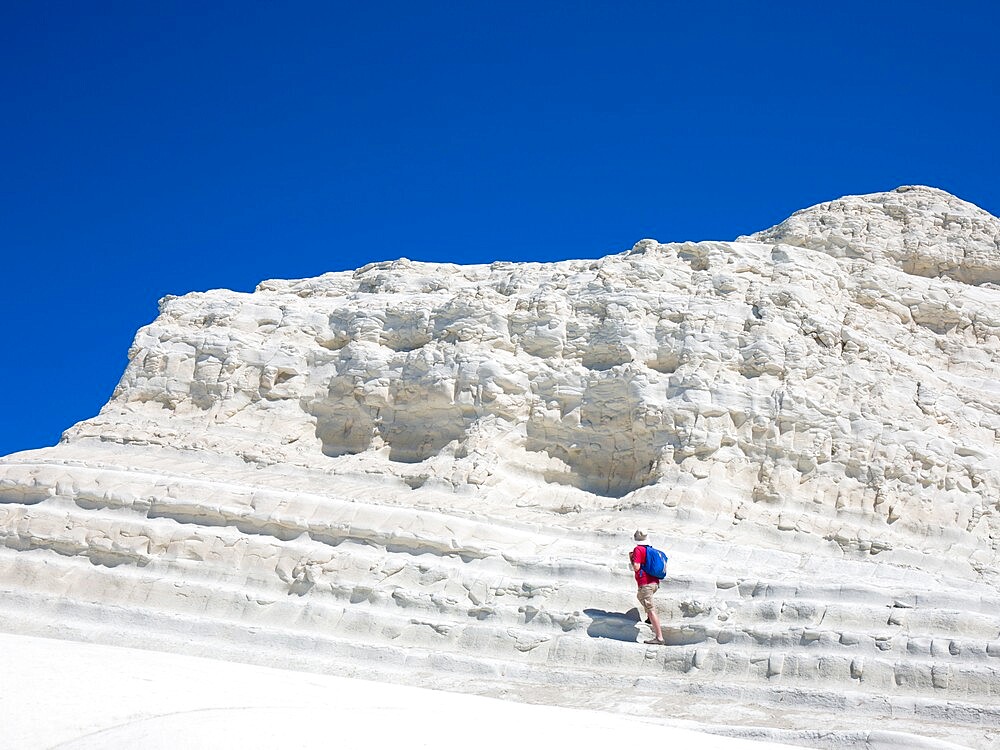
[741,185,1000,286]
[1,186,998,749]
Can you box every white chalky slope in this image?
[1,186,998,749]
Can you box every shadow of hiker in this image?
[583,607,643,642]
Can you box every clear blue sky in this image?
[3,1,998,456]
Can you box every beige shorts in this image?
[637,583,659,612]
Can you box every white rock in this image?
[1,186,999,749]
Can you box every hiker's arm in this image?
[630,550,641,573]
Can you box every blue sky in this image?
[3,1,998,456]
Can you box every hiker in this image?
[630,529,664,644]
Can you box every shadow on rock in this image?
[583,607,642,642]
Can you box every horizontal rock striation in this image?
[2,186,999,748]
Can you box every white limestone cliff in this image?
[1,186,998,749]
[740,185,1000,285]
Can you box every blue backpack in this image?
[641,545,668,579]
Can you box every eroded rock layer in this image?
[2,186,999,749]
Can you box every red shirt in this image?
[630,544,660,586]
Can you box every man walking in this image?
[630,529,664,645]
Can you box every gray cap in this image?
[633,529,647,542]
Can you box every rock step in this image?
[2,583,1000,730]
[4,499,998,650]
[4,497,998,653]
[3,458,997,614]
[5,485,996,582]
[3,540,1000,706]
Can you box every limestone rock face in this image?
[741,185,1000,285]
[2,186,999,749]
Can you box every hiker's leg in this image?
[637,585,663,642]
[647,607,663,642]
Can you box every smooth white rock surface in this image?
[1,633,813,750]
[1,186,998,749]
